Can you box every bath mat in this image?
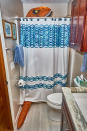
[17,101,32,129]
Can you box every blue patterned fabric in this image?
[20,19,70,48]
[19,73,67,89]
[19,18,70,93]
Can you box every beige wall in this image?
[0,0,23,128]
[67,1,87,87]
[0,0,23,17]
[67,0,72,16]
[68,49,87,87]
[68,49,83,86]
[23,3,68,17]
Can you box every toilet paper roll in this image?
[18,79,25,87]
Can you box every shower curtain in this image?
[19,18,70,104]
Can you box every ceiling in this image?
[21,0,70,3]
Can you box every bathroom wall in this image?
[67,0,83,86]
[0,0,23,127]
[68,49,83,86]
[0,0,23,17]
[23,3,68,17]
[68,49,87,87]
[67,0,87,87]
[67,0,72,16]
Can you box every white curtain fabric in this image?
[19,18,70,104]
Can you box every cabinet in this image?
[70,0,87,52]
[61,95,75,131]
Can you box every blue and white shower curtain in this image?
[19,18,70,104]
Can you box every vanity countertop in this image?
[70,87,87,93]
[62,87,87,131]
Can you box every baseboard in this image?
[14,105,22,130]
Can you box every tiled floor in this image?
[18,103,61,131]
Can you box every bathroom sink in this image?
[73,93,87,122]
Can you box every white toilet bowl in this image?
[47,93,62,122]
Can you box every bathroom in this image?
[0,0,87,131]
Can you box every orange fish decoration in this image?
[26,6,52,17]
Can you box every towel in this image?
[81,53,87,72]
[14,45,24,67]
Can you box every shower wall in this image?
[23,3,68,17]
[68,49,87,87]
[0,0,24,126]
[67,1,87,87]
[68,49,83,86]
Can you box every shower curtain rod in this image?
[5,16,71,21]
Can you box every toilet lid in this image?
[47,93,62,106]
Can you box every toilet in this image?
[47,93,62,122]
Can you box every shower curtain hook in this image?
[45,18,47,21]
[37,18,39,21]
[18,18,21,21]
[26,18,28,21]
[64,18,67,21]
[23,18,25,21]
[52,18,54,21]
[58,18,62,21]
[54,18,56,21]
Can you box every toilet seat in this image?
[47,93,62,106]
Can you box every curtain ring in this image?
[18,18,21,21]
[23,18,25,21]
[54,18,56,21]
[58,18,62,21]
[52,18,54,21]
[45,18,47,21]
[26,18,28,21]
[64,18,67,21]
[20,18,22,21]
[37,18,39,21]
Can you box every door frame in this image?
[0,11,14,130]
[0,36,13,130]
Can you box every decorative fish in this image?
[26,6,52,17]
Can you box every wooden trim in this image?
[0,36,13,130]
